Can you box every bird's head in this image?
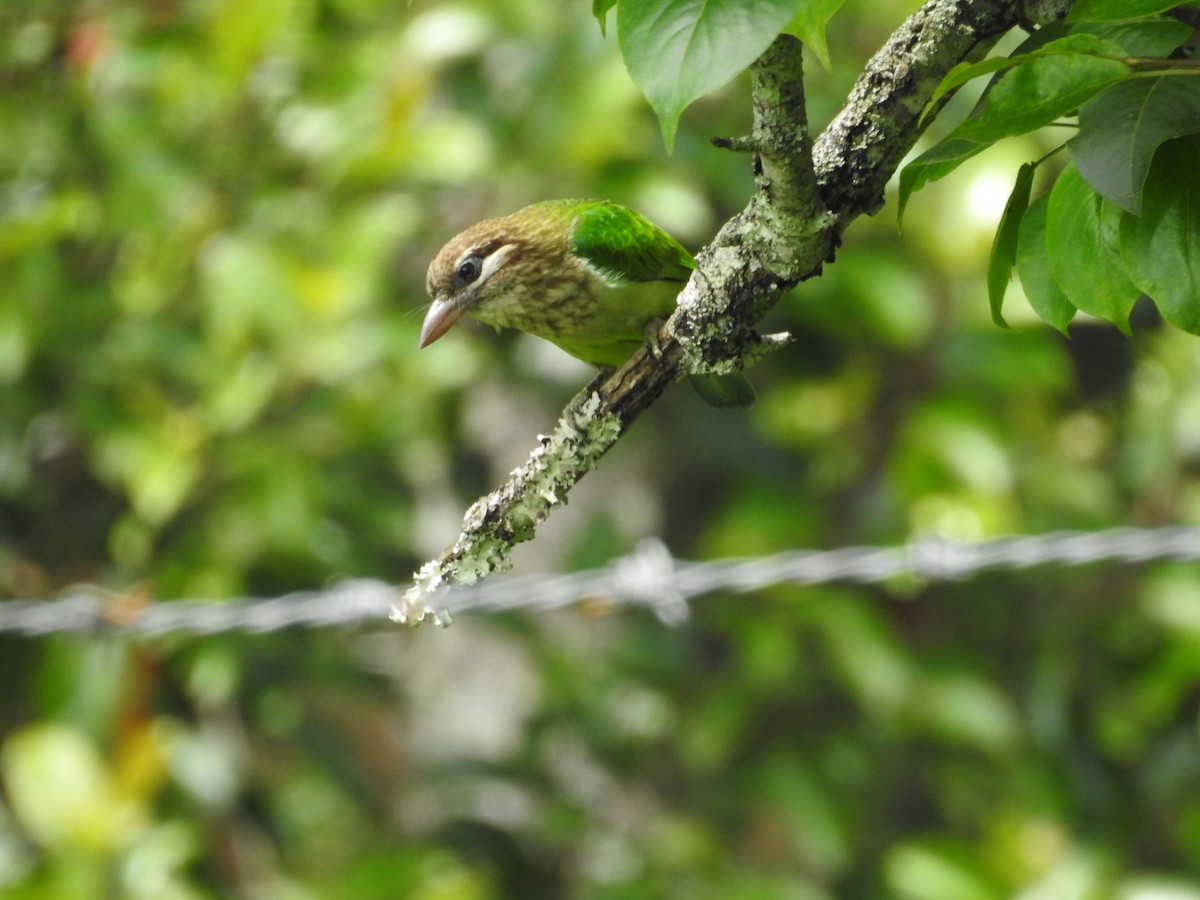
[420,210,559,348]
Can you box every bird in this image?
[419,199,755,408]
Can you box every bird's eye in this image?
[455,256,483,285]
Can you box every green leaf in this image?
[1045,163,1140,333]
[618,0,799,151]
[897,138,989,222]
[903,32,1141,211]
[1071,76,1200,214]
[928,57,1026,111]
[783,0,847,72]
[593,0,618,36]
[926,33,1132,117]
[1015,195,1076,333]
[1119,136,1200,334]
[954,35,1131,144]
[987,163,1037,327]
[1075,17,1194,57]
[1069,0,1190,21]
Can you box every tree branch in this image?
[393,0,1075,625]
[813,0,1070,224]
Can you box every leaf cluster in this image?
[901,1,1200,334]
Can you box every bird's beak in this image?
[418,296,463,348]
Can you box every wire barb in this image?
[1,526,1196,637]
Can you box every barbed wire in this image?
[1,525,1197,637]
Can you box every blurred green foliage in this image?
[2,1,1200,897]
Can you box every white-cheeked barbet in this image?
[421,199,754,407]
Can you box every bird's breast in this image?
[472,263,605,338]
[469,256,679,368]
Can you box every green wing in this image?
[567,201,695,283]
[551,200,755,408]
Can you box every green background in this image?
[2,1,1199,897]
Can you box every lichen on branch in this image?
[393,391,623,624]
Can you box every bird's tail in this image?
[688,373,756,409]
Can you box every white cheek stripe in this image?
[458,243,516,288]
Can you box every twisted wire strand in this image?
[1,526,1196,637]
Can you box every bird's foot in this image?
[644,319,665,359]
